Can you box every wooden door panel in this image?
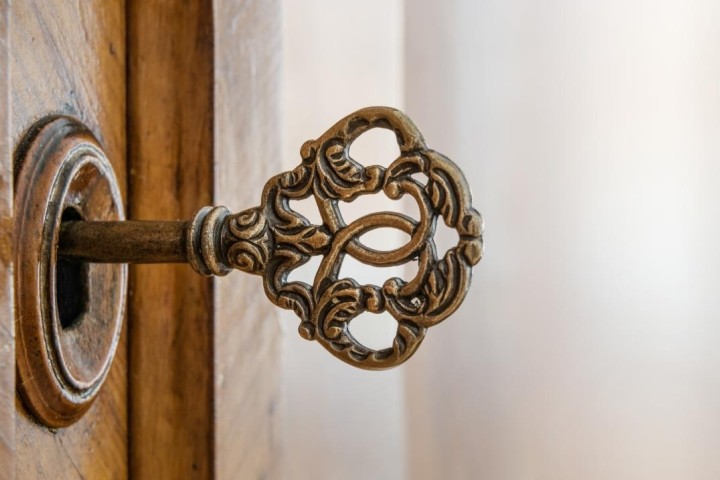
[10,1,127,479]
[127,1,215,477]
[2,1,280,478]
[128,1,281,477]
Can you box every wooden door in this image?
[7,2,128,477]
[0,1,280,478]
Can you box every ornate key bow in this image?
[216,107,484,369]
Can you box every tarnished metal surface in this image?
[59,107,484,369]
[60,221,186,263]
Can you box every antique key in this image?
[15,106,483,426]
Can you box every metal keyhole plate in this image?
[14,117,126,428]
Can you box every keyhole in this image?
[56,207,89,330]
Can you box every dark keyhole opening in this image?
[57,207,89,330]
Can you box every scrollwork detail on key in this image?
[218,106,483,370]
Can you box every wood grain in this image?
[7,2,281,476]
[213,0,281,477]
[128,2,281,477]
[127,1,215,477]
[0,1,13,478]
[10,1,127,478]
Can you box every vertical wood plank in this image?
[127,1,215,478]
[213,0,281,477]
[10,1,127,478]
[0,0,13,476]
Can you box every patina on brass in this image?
[59,106,484,370]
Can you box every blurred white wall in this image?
[282,1,720,479]
[405,1,720,479]
[280,2,406,479]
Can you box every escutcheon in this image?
[14,117,126,428]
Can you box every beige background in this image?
[281,1,720,479]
